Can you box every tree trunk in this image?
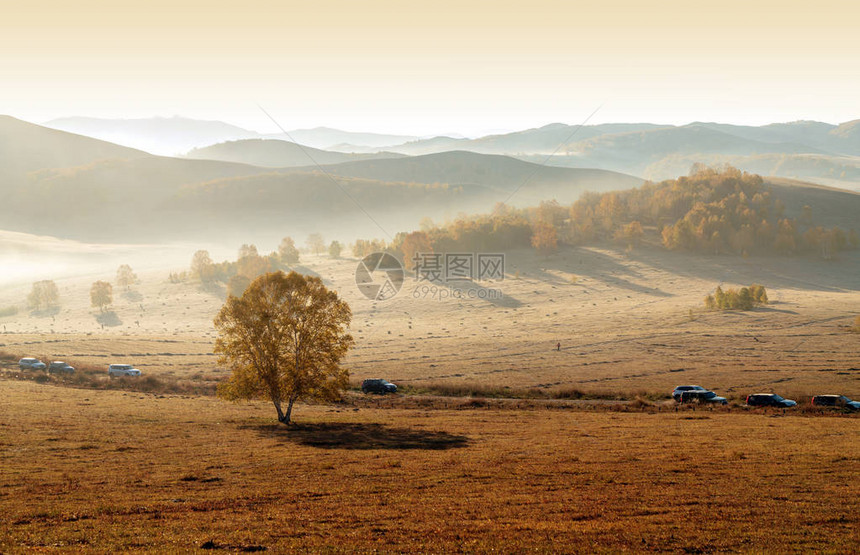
[282,396,297,425]
[273,400,286,424]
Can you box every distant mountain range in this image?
[185,139,405,167]
[1,117,639,243]
[5,114,859,247]
[44,117,419,155]
[45,116,259,156]
[42,115,860,190]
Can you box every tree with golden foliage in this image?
[614,220,644,249]
[531,221,558,255]
[116,264,137,290]
[705,284,768,311]
[27,280,60,311]
[278,237,300,265]
[90,281,113,312]
[214,271,353,425]
[306,233,325,256]
[352,238,387,258]
[237,251,269,279]
[398,231,433,271]
[191,250,215,282]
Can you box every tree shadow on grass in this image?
[245,421,470,450]
[29,306,61,318]
[121,289,143,302]
[95,311,122,327]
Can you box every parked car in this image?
[746,393,797,408]
[18,358,47,371]
[812,395,860,411]
[679,390,728,405]
[362,378,397,394]
[108,364,141,377]
[48,361,75,374]
[672,385,706,402]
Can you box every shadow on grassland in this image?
[245,421,470,450]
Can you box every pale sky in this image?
[1,0,858,135]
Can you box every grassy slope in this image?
[1,379,857,552]
[1,243,859,400]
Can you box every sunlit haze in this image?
[2,0,859,135]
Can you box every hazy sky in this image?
[2,0,858,135]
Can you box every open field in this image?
[1,379,857,552]
[1,245,858,400]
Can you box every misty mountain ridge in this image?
[0,117,640,243]
[263,126,419,150]
[43,117,420,155]
[45,115,260,156]
[39,115,860,190]
[185,139,406,168]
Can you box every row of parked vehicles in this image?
[18,358,142,377]
[672,384,860,410]
[12,362,857,409]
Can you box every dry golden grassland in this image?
[1,244,858,551]
[1,379,857,552]
[1,246,858,400]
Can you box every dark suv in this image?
[48,361,75,374]
[812,395,860,411]
[746,393,797,408]
[679,390,727,405]
[672,385,705,402]
[361,379,397,394]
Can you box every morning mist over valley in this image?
[1,1,858,552]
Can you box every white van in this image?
[108,364,141,377]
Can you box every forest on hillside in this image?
[373,166,859,264]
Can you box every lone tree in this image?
[90,281,113,312]
[116,264,137,290]
[328,240,343,259]
[191,250,215,282]
[278,237,300,265]
[27,280,60,311]
[306,233,325,256]
[214,271,353,425]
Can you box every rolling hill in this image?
[383,123,665,156]
[44,117,422,154]
[265,127,419,150]
[44,116,260,156]
[185,139,405,167]
[0,118,642,243]
[0,115,149,179]
[298,151,643,205]
[6,114,859,245]
[560,124,825,176]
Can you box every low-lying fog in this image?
[0,225,390,287]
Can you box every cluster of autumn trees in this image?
[355,166,857,264]
[23,264,139,315]
[188,234,344,298]
[654,168,857,257]
[704,284,768,311]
